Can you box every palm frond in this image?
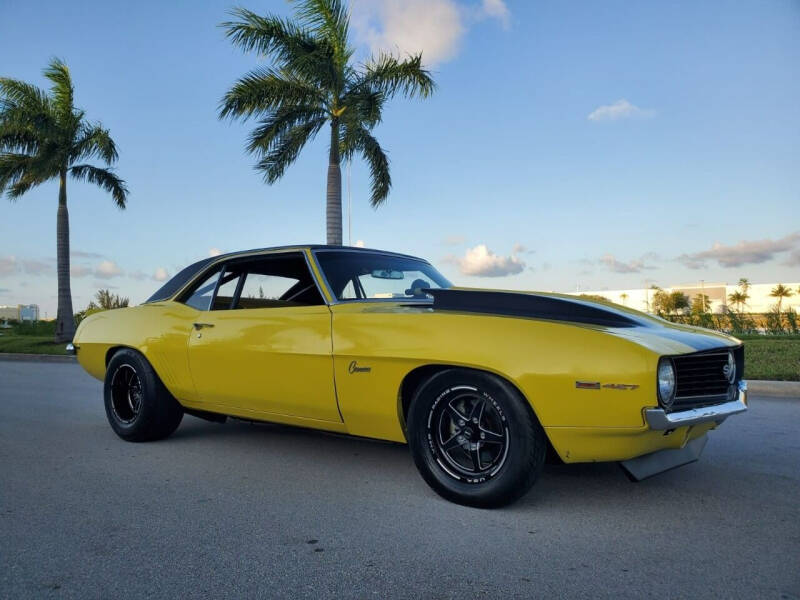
[70,164,128,208]
[357,53,436,99]
[222,8,312,59]
[219,68,324,120]
[341,125,390,207]
[340,86,385,128]
[294,0,352,65]
[0,123,41,155]
[43,58,74,115]
[0,152,56,198]
[254,117,326,183]
[0,78,52,114]
[71,122,118,164]
[246,105,327,154]
[222,8,336,88]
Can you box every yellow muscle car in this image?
[69,245,747,507]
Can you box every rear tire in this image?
[104,349,183,442]
[407,369,546,508]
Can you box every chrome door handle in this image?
[193,322,214,330]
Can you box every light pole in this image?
[347,157,352,247]
[700,279,706,312]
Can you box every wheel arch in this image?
[105,344,138,368]
[397,363,547,438]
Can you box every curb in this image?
[0,353,76,363]
[747,380,800,398]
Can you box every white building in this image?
[571,282,800,314]
[0,304,41,321]
[19,304,40,321]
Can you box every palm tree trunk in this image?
[54,168,76,343]
[326,118,342,245]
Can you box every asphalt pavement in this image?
[1,360,798,599]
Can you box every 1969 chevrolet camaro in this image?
[69,245,748,507]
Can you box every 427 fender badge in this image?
[348,360,371,374]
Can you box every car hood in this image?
[427,287,740,355]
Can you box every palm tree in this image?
[737,277,750,309]
[620,292,628,306]
[91,289,129,310]
[770,284,794,313]
[0,59,128,342]
[727,290,746,312]
[219,1,435,245]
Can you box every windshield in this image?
[315,250,451,301]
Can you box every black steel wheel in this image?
[428,386,510,483]
[109,364,143,424]
[104,348,183,442]
[408,369,546,508]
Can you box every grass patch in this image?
[744,337,800,381]
[0,333,69,355]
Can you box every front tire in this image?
[407,369,546,508]
[104,349,183,442]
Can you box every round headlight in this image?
[724,351,736,384]
[657,358,676,409]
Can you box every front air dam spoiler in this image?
[619,435,708,482]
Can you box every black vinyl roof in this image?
[145,245,426,303]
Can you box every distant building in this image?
[19,304,40,321]
[0,305,19,321]
[571,282,800,314]
[0,304,41,321]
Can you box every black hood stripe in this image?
[427,289,737,352]
[428,289,641,328]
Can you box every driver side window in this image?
[231,253,324,309]
[180,253,324,310]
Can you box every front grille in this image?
[670,346,743,410]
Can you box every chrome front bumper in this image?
[645,380,748,430]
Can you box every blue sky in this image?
[1,0,798,316]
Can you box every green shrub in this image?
[12,320,57,336]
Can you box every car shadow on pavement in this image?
[166,414,668,509]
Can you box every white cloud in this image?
[0,255,17,277]
[351,0,510,67]
[446,244,525,277]
[71,250,104,259]
[354,240,365,248]
[600,254,647,273]
[95,260,123,279]
[209,247,222,257]
[678,232,800,269]
[351,0,464,66]
[70,265,91,278]
[129,270,148,281]
[21,259,52,276]
[588,99,655,122]
[480,0,510,28]
[153,267,170,282]
[785,249,800,267]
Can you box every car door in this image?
[184,251,341,423]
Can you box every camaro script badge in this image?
[348,360,371,374]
